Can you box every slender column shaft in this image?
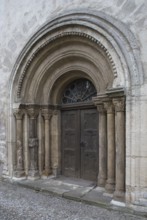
[13,109,25,177]
[42,109,52,176]
[97,105,107,187]
[113,97,125,200]
[38,113,44,175]
[104,101,115,192]
[24,113,29,176]
[27,107,39,178]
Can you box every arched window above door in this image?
[62,79,97,104]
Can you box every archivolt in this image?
[10,10,143,104]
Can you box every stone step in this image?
[135,198,147,207]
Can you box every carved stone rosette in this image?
[13,108,25,177]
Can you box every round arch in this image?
[9,10,143,104]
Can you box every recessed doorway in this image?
[61,79,98,182]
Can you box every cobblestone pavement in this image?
[0,181,146,220]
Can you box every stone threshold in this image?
[1,176,147,218]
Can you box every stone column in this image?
[97,104,107,187]
[51,109,61,177]
[27,107,39,178]
[104,101,115,193]
[13,109,25,177]
[113,97,125,201]
[42,109,52,176]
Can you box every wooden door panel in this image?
[80,109,98,181]
[61,110,80,177]
[61,108,98,182]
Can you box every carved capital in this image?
[113,97,125,112]
[27,108,39,119]
[53,109,59,115]
[13,109,24,120]
[96,104,106,114]
[42,109,52,120]
[28,138,38,148]
[104,101,114,114]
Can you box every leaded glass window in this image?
[62,79,97,104]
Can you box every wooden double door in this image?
[61,108,98,182]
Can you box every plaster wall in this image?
[0,0,147,207]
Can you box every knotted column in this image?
[104,101,115,193]
[113,97,125,201]
[42,109,52,176]
[97,104,107,187]
[27,107,39,179]
[13,108,25,177]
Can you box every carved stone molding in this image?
[42,109,52,120]
[104,101,114,114]
[28,138,38,148]
[113,97,125,112]
[53,109,59,115]
[16,31,118,98]
[96,104,106,114]
[13,108,24,120]
[27,108,39,119]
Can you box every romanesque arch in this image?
[7,10,143,204]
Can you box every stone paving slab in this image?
[17,178,81,196]
[14,176,112,206]
[82,187,112,207]
[6,176,147,218]
[1,180,146,220]
[63,186,93,201]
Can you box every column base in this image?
[14,170,25,178]
[42,169,52,177]
[2,165,9,177]
[110,199,126,207]
[52,167,59,177]
[28,170,40,180]
[113,190,125,202]
[97,176,106,187]
[105,179,115,193]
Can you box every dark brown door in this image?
[61,108,98,182]
[80,109,98,181]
